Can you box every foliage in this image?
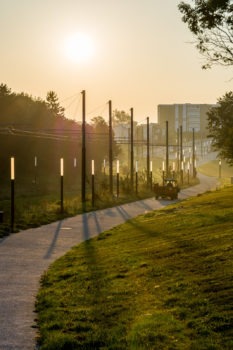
[46,91,65,119]
[113,109,131,125]
[0,83,11,96]
[36,187,233,349]
[207,91,233,164]
[178,0,233,68]
[90,116,121,172]
[0,83,119,191]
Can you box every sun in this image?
[64,33,95,64]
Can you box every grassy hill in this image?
[36,186,233,349]
[197,159,233,186]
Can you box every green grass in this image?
[36,186,233,349]
[198,159,233,186]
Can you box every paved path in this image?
[0,173,218,350]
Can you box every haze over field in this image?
[0,0,232,122]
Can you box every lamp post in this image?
[116,160,120,198]
[162,161,165,186]
[109,100,113,196]
[187,161,190,185]
[135,160,138,195]
[60,158,64,214]
[219,159,222,179]
[192,128,196,178]
[74,158,77,168]
[81,90,86,203]
[34,156,37,184]
[172,161,175,179]
[130,108,134,191]
[150,160,153,190]
[181,160,184,185]
[10,157,15,233]
[147,117,150,187]
[92,160,95,207]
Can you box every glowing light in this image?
[60,158,64,176]
[11,157,15,180]
[116,160,119,174]
[64,32,95,63]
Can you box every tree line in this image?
[0,84,120,191]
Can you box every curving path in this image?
[0,173,218,350]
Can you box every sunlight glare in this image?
[64,33,95,64]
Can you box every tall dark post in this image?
[146,117,150,187]
[10,157,15,233]
[11,179,14,233]
[130,108,134,190]
[91,160,95,207]
[177,128,180,172]
[108,100,113,196]
[60,158,64,214]
[34,156,37,185]
[116,160,120,199]
[219,159,222,179]
[180,125,183,184]
[162,161,165,186]
[166,121,169,177]
[192,128,196,178]
[81,90,86,203]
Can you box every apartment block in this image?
[157,103,216,141]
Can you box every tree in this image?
[178,0,233,68]
[113,109,130,125]
[0,83,11,97]
[90,116,121,171]
[46,91,65,118]
[207,91,233,164]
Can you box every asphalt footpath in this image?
[0,173,218,350]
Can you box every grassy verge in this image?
[36,186,233,349]
[197,159,233,186]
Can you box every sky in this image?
[0,0,232,123]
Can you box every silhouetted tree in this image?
[178,0,233,68]
[207,91,233,164]
[46,91,65,119]
[0,83,11,96]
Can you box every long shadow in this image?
[115,205,132,221]
[136,199,155,211]
[0,236,8,246]
[44,220,63,259]
[81,211,103,241]
[92,212,102,234]
[82,213,90,241]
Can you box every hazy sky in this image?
[0,0,232,122]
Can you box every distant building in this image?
[113,122,162,144]
[157,103,216,141]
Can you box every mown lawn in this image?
[36,186,233,350]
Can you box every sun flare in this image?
[64,33,95,64]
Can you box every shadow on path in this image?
[116,206,131,221]
[44,220,63,259]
